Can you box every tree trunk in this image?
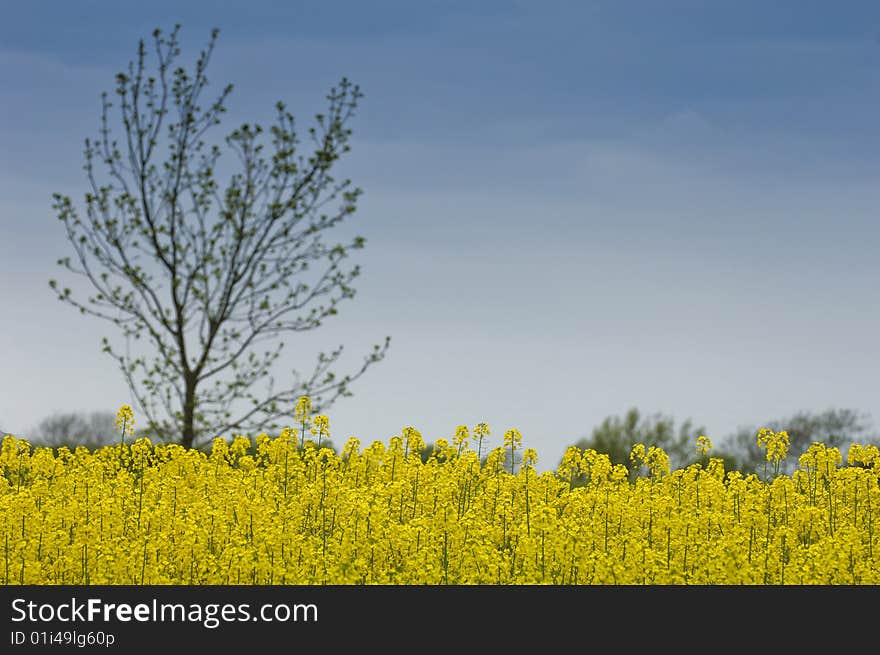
[182,376,196,448]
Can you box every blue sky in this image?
[2,0,879,467]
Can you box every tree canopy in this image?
[50,25,389,447]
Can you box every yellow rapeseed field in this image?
[2,401,879,584]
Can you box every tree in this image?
[28,410,119,448]
[50,25,390,448]
[725,407,873,475]
[565,407,706,474]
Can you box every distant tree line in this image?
[570,406,875,477]
[8,405,877,478]
[24,411,120,449]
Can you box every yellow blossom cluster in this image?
[1,405,879,584]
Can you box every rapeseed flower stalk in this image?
[295,396,312,448]
[645,446,670,478]
[401,426,423,459]
[115,405,135,444]
[474,422,490,461]
[558,446,582,489]
[453,425,470,456]
[696,435,712,457]
[503,428,522,474]
[630,444,669,478]
[757,428,790,479]
[311,415,330,449]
